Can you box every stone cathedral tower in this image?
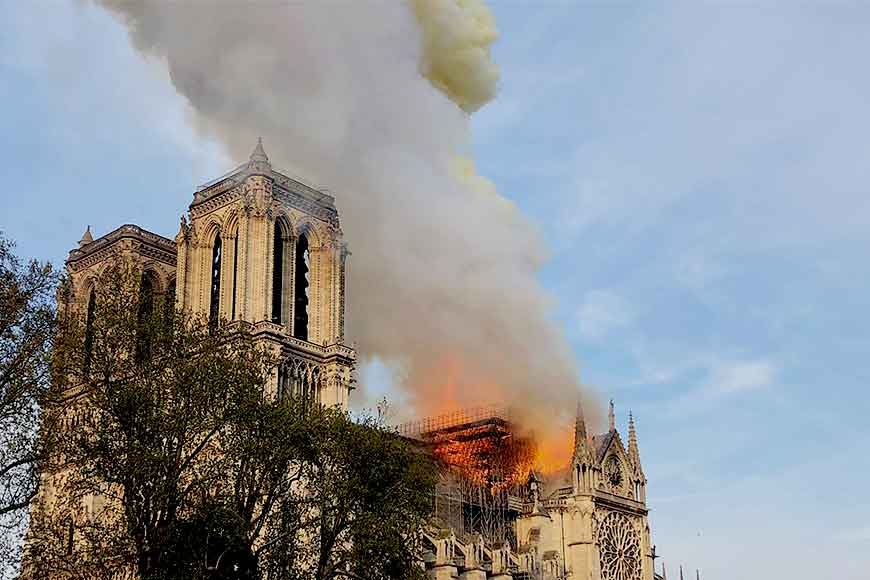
[23,141,356,577]
[60,140,356,409]
[174,140,356,407]
[514,402,654,580]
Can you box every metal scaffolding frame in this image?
[404,409,533,548]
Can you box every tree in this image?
[28,264,275,579]
[299,413,435,580]
[172,399,436,580]
[0,233,56,576]
[28,262,435,580]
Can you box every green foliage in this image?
[158,504,257,580]
[33,264,274,578]
[301,414,435,580]
[30,263,435,580]
[0,233,56,576]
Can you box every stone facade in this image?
[64,140,356,408]
[420,402,657,580]
[518,402,654,580]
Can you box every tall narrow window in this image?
[231,235,239,320]
[293,234,309,341]
[83,288,96,375]
[165,278,176,323]
[136,273,155,362]
[209,233,222,325]
[277,364,288,400]
[271,223,283,324]
[66,517,75,555]
[138,273,155,320]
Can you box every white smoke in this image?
[95,0,587,441]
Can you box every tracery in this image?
[598,511,642,580]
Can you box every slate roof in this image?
[592,430,616,462]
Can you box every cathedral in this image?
[39,141,660,580]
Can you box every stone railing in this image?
[422,529,530,579]
[248,320,355,360]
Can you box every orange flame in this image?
[412,355,578,483]
[429,425,535,491]
[531,424,574,476]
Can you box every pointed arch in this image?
[200,217,223,246]
[136,270,158,362]
[272,215,293,326]
[293,230,309,340]
[222,212,241,321]
[222,209,241,237]
[83,286,97,375]
[294,218,322,248]
[208,228,223,326]
[165,276,176,322]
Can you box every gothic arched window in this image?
[165,278,176,323]
[136,272,156,362]
[66,517,75,555]
[231,234,239,320]
[138,272,155,320]
[83,288,96,375]
[277,363,288,400]
[272,221,284,325]
[293,233,309,341]
[209,233,222,325]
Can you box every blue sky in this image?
[2,2,869,578]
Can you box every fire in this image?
[531,425,575,476]
[419,355,507,419]
[428,418,535,491]
[401,401,576,491]
[407,358,579,485]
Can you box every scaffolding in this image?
[403,409,534,548]
[397,404,510,438]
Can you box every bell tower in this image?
[174,140,355,407]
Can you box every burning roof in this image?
[399,407,536,491]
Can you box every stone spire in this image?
[628,411,643,474]
[608,399,616,432]
[573,399,594,463]
[247,137,271,174]
[78,225,93,248]
[574,399,588,447]
[680,565,684,580]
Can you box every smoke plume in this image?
[95,0,592,452]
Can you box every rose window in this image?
[598,511,642,580]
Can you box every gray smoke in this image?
[96,0,588,446]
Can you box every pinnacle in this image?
[574,399,589,453]
[627,410,643,475]
[250,137,270,164]
[573,397,597,467]
[79,225,93,247]
[575,399,586,434]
